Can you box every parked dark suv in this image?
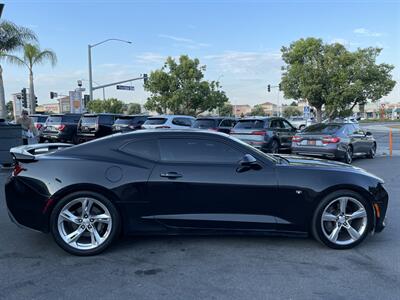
[230,117,297,153]
[41,114,81,144]
[77,113,121,143]
[192,117,237,134]
[112,115,149,133]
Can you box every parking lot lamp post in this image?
[88,39,132,101]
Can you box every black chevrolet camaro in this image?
[5,130,388,255]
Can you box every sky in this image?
[2,0,400,107]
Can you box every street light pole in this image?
[87,38,132,101]
[88,45,93,101]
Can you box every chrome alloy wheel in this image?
[321,197,368,246]
[57,197,112,250]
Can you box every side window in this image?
[353,124,364,134]
[172,117,193,127]
[270,120,282,129]
[282,120,294,130]
[120,139,159,161]
[346,125,355,135]
[159,139,243,163]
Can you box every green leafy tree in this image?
[250,104,266,116]
[283,105,301,118]
[219,103,233,116]
[281,38,395,121]
[4,43,57,113]
[87,98,124,114]
[0,20,37,118]
[127,103,141,114]
[144,55,229,115]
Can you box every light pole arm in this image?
[89,39,132,48]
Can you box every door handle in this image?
[160,172,183,179]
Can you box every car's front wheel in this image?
[367,143,376,159]
[50,191,120,256]
[312,190,372,249]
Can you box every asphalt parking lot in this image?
[0,156,399,300]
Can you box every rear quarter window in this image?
[234,120,265,129]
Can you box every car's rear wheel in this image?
[343,146,353,164]
[50,191,120,256]
[367,143,376,159]
[312,190,372,249]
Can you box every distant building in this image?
[259,102,278,116]
[36,103,60,114]
[233,104,251,116]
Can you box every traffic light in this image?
[50,91,58,99]
[267,84,271,92]
[35,96,38,106]
[21,88,27,107]
[143,73,148,84]
[83,94,90,106]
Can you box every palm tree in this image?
[4,43,57,113]
[0,20,37,118]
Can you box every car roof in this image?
[117,114,149,118]
[148,115,195,119]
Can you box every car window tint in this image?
[102,115,115,124]
[172,117,193,127]
[270,120,283,128]
[63,115,80,123]
[192,119,218,128]
[120,139,159,161]
[144,118,167,125]
[159,138,243,163]
[46,116,62,124]
[234,120,265,129]
[220,119,233,127]
[303,124,342,134]
[81,116,97,125]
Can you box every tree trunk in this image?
[29,70,35,114]
[316,106,323,122]
[0,65,6,119]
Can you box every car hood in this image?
[274,154,384,183]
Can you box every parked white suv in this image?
[142,115,195,129]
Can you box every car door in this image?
[146,135,279,231]
[347,124,365,154]
[282,119,297,146]
[353,124,372,153]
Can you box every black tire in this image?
[299,125,305,130]
[367,143,376,159]
[311,190,373,249]
[270,139,279,154]
[343,146,353,164]
[50,191,120,256]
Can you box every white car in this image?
[142,115,195,129]
[288,116,316,130]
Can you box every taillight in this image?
[251,130,266,136]
[156,126,170,129]
[35,124,42,130]
[292,135,302,143]
[322,136,341,144]
[56,124,66,131]
[12,164,24,176]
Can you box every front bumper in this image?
[372,183,388,233]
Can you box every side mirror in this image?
[237,154,261,172]
[366,131,372,136]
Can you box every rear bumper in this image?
[292,145,345,159]
[5,176,51,233]
[41,132,72,141]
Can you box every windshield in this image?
[81,116,98,125]
[302,124,342,134]
[114,118,132,125]
[144,118,167,125]
[46,116,62,124]
[234,119,265,129]
[192,119,218,128]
